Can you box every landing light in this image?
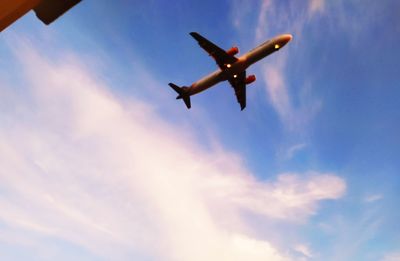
[226,64,231,68]
[275,44,280,49]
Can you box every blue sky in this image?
[0,0,399,260]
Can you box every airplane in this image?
[169,32,292,110]
[0,0,81,32]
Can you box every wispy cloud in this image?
[308,0,326,16]
[0,38,346,260]
[294,244,313,259]
[262,59,292,124]
[364,194,384,203]
[329,208,384,261]
[285,143,308,160]
[382,251,400,261]
[248,0,325,131]
[255,0,273,43]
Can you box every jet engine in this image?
[226,46,239,56]
[245,75,256,84]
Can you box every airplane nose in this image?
[283,34,293,43]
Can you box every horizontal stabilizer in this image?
[168,83,191,109]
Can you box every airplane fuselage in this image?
[188,34,292,96]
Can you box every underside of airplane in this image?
[169,32,292,110]
[0,0,81,32]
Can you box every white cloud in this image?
[382,252,400,261]
[364,194,384,203]
[285,143,307,160]
[263,62,292,124]
[329,208,384,261]
[233,0,384,132]
[294,244,313,258]
[0,38,345,260]
[255,0,272,42]
[262,61,322,130]
[203,172,346,222]
[246,0,324,131]
[308,0,325,16]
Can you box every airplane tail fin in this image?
[168,83,191,109]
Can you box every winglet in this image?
[189,32,203,42]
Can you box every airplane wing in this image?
[0,0,81,32]
[228,71,246,110]
[190,32,237,70]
